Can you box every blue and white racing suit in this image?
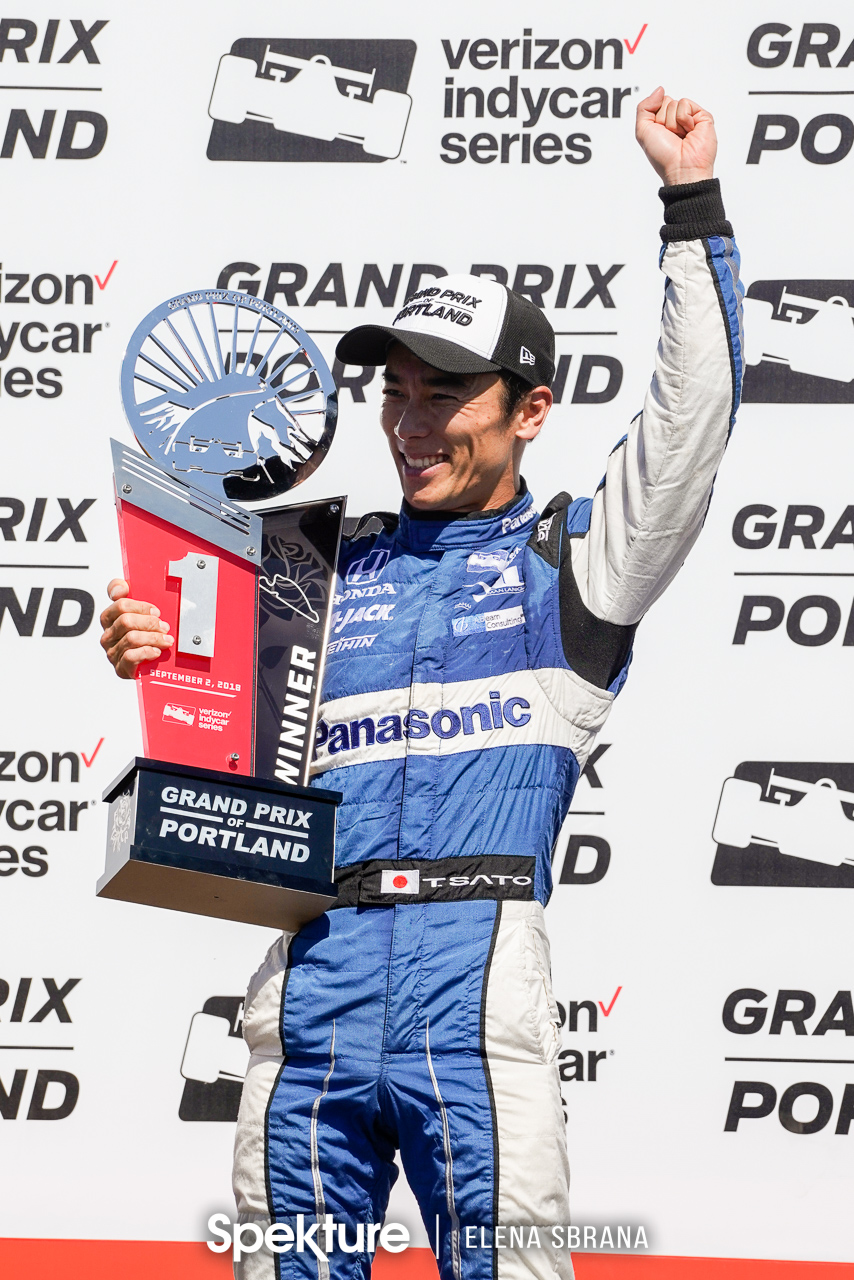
[233,182,743,1280]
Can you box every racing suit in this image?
[232,181,743,1280]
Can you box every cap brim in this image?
[336,325,501,375]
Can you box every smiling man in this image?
[100,89,742,1280]
[378,327,552,514]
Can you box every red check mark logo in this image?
[598,986,622,1017]
[624,24,647,55]
[95,260,117,290]
[81,737,104,768]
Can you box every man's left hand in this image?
[636,86,716,186]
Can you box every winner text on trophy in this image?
[98,289,345,929]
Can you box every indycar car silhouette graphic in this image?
[713,770,854,868]
[181,1009,249,1086]
[208,45,412,159]
[744,288,854,384]
[162,702,196,727]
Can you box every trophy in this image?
[98,289,345,929]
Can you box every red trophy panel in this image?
[116,500,257,776]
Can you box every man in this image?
[100,89,742,1280]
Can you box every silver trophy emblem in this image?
[120,289,337,500]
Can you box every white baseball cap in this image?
[336,272,555,387]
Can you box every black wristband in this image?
[659,177,733,244]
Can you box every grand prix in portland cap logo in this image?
[742,280,854,403]
[207,38,416,163]
[711,762,854,888]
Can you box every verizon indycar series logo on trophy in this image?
[742,280,854,402]
[207,39,416,162]
[712,762,854,888]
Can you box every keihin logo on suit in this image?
[207,39,416,163]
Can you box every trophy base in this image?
[99,758,340,931]
[97,857,337,931]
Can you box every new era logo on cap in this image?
[335,271,556,388]
[380,869,420,894]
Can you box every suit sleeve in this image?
[568,178,744,627]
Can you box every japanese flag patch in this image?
[380,869,420,894]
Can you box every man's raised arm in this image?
[568,87,743,628]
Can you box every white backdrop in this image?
[2,1,854,1267]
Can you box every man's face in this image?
[380,343,521,513]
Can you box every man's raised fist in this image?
[636,86,717,186]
